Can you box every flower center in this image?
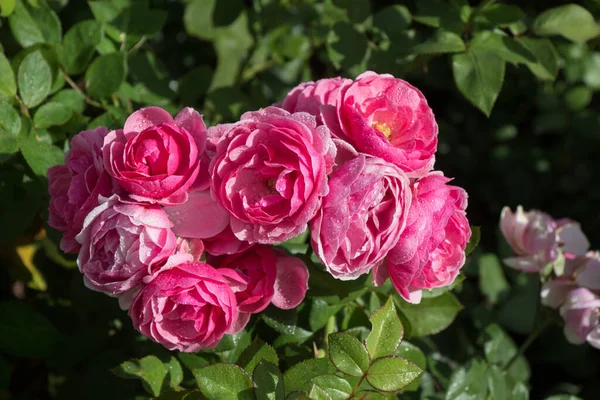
[372,122,392,141]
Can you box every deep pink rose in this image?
[210,106,335,244]
[75,195,176,295]
[499,206,559,272]
[311,155,411,280]
[281,77,352,119]
[379,172,470,303]
[272,251,310,310]
[129,261,239,352]
[559,288,600,349]
[103,107,207,205]
[322,71,438,177]
[212,245,277,314]
[48,127,115,253]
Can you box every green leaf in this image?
[237,337,279,373]
[283,358,336,394]
[365,297,403,360]
[194,363,254,400]
[394,341,426,392]
[328,333,369,376]
[309,299,342,332]
[8,1,61,48]
[51,89,85,113]
[373,5,411,37]
[308,385,332,400]
[253,361,284,400]
[478,253,509,304]
[165,356,184,391]
[156,390,204,400]
[326,22,369,71]
[33,102,73,129]
[18,49,52,108]
[112,355,168,397]
[365,356,422,392]
[85,52,126,98]
[534,4,600,42]
[470,32,536,65]
[518,37,559,81]
[396,292,463,337]
[413,30,466,55]
[452,49,505,116]
[446,359,489,400]
[0,102,21,155]
[413,0,463,33]
[0,52,17,96]
[465,226,481,256]
[479,4,524,26]
[59,20,104,75]
[19,134,64,177]
[487,366,510,400]
[310,375,352,400]
[565,85,593,111]
[497,273,538,335]
[0,0,16,17]
[512,382,529,400]
[0,300,60,358]
[482,324,530,383]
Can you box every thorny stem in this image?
[504,317,552,372]
[61,70,104,109]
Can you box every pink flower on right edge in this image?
[559,287,600,349]
[321,71,438,178]
[375,172,471,303]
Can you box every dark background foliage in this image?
[1,0,599,399]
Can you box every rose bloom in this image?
[281,77,352,119]
[212,245,277,314]
[377,172,470,303]
[559,288,600,349]
[210,107,335,244]
[48,127,116,253]
[76,195,176,295]
[103,106,207,205]
[272,250,310,310]
[499,206,559,273]
[311,154,411,280]
[129,261,239,352]
[322,71,438,177]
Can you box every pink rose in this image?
[212,245,277,314]
[103,107,207,205]
[210,107,335,244]
[202,225,253,256]
[75,195,176,295]
[281,77,352,119]
[129,261,239,352]
[559,288,600,349]
[48,127,115,253]
[576,252,600,290]
[379,172,470,303]
[499,206,558,272]
[310,155,411,280]
[322,71,438,177]
[272,251,310,310]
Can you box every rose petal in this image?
[124,106,174,134]
[164,190,230,238]
[271,253,309,310]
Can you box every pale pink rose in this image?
[541,278,577,309]
[554,220,590,257]
[103,107,207,205]
[212,245,277,314]
[559,288,600,349]
[322,71,438,177]
[272,251,310,310]
[210,107,335,244]
[129,261,239,352]
[48,127,116,253]
[576,252,600,290]
[310,155,411,280]
[499,206,558,272]
[75,195,176,295]
[281,77,352,119]
[380,172,470,303]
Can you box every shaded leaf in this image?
[237,337,279,373]
[452,49,505,116]
[413,30,465,55]
[534,4,600,42]
[478,253,509,304]
[112,355,168,397]
[396,292,463,337]
[446,359,489,400]
[470,32,536,65]
[518,37,559,81]
[59,20,104,75]
[85,52,126,98]
[465,226,481,256]
[253,361,284,400]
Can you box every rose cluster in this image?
[500,206,599,349]
[48,71,472,352]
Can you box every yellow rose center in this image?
[372,122,392,141]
